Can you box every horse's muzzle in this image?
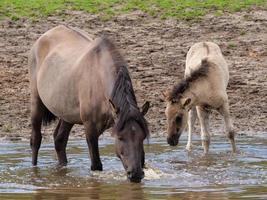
[127,170,144,183]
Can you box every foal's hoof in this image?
[167,135,179,146]
[202,150,209,157]
[186,144,193,152]
[91,164,103,171]
[231,148,239,155]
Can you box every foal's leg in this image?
[196,106,210,154]
[30,95,45,166]
[218,101,236,153]
[84,123,103,171]
[186,107,197,151]
[54,119,73,165]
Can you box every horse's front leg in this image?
[186,107,197,152]
[84,123,103,171]
[196,106,210,154]
[218,101,236,153]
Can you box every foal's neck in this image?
[182,80,204,106]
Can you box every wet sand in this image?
[0,9,266,139]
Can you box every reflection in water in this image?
[0,134,266,200]
[32,183,145,200]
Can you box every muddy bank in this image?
[0,9,266,140]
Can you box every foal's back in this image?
[185,42,229,89]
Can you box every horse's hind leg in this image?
[53,119,61,140]
[54,119,73,165]
[186,106,197,152]
[30,95,45,166]
[196,106,210,154]
[218,101,236,153]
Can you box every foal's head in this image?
[110,101,150,183]
[164,60,209,146]
[164,93,192,146]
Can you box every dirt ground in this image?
[0,9,266,140]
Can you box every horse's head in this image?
[110,101,150,183]
[164,92,192,146]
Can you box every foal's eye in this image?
[175,116,182,124]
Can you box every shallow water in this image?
[0,134,266,200]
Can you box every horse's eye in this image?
[176,116,182,124]
[118,136,124,141]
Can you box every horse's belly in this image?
[37,56,82,124]
[38,83,82,124]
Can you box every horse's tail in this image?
[29,47,57,126]
[42,106,57,126]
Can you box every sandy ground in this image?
[0,9,266,141]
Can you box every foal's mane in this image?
[97,37,149,137]
[168,58,210,102]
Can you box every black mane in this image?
[168,58,209,102]
[99,37,149,137]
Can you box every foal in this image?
[164,42,236,154]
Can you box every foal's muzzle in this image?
[167,133,180,146]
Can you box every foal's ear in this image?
[161,91,169,101]
[109,99,119,118]
[141,101,150,116]
[181,97,192,109]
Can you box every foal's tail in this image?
[42,106,57,126]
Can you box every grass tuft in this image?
[0,0,266,21]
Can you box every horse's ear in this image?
[181,97,192,109]
[141,101,150,116]
[109,99,119,118]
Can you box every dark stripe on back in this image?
[168,58,209,102]
[67,26,92,42]
[203,42,210,55]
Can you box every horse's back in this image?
[30,25,92,71]
[29,25,94,123]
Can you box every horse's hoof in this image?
[91,164,103,171]
[57,162,67,167]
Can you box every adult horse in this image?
[29,25,150,182]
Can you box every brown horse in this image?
[29,25,150,182]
